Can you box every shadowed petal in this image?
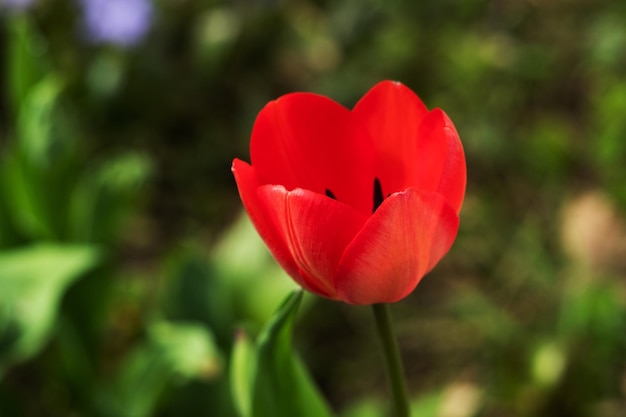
[414,110,466,213]
[334,188,459,305]
[352,81,430,195]
[250,93,375,214]
[257,185,369,299]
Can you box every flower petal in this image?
[415,109,466,213]
[334,188,459,305]
[352,80,430,196]
[250,92,375,214]
[232,159,303,285]
[257,184,369,299]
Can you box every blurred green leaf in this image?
[587,13,626,71]
[341,399,384,417]
[591,80,626,206]
[531,340,566,389]
[523,116,573,183]
[230,330,256,417]
[1,75,78,241]
[69,152,152,243]
[163,250,235,348]
[451,287,520,345]
[212,214,299,325]
[0,151,54,239]
[410,392,443,417]
[86,52,125,98]
[16,75,71,168]
[0,244,99,374]
[251,291,334,417]
[149,320,222,380]
[6,16,50,113]
[97,320,221,417]
[558,284,624,341]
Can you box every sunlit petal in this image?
[335,188,459,305]
[251,93,375,214]
[352,80,429,195]
[257,185,368,299]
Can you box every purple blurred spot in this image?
[79,0,153,47]
[1,0,37,10]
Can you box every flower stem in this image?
[372,303,411,417]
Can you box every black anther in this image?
[373,178,383,212]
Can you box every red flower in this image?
[232,81,466,305]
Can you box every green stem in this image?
[372,303,411,417]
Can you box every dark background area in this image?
[0,0,625,416]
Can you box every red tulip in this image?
[232,81,466,305]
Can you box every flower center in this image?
[325,178,385,214]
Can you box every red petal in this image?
[250,93,375,214]
[352,80,430,196]
[415,110,466,214]
[257,184,369,299]
[334,188,459,305]
[232,159,303,285]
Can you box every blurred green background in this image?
[1,0,625,416]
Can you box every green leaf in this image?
[69,152,152,242]
[251,291,334,417]
[230,330,256,417]
[341,399,384,417]
[6,16,50,113]
[0,244,99,374]
[1,75,79,240]
[0,151,54,239]
[410,392,443,417]
[16,75,69,168]
[96,320,222,417]
[148,320,222,380]
[212,214,299,325]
